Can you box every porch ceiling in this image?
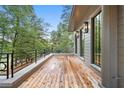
[69,5,100,32]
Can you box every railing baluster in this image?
[11,53,14,78]
[7,54,9,79]
[35,50,37,63]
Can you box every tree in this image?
[0,5,49,61]
[50,6,74,53]
[0,7,12,53]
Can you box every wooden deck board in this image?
[19,55,101,88]
[69,57,84,88]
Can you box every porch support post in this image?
[102,5,118,87]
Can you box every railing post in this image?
[11,53,14,78]
[35,50,37,63]
[7,54,9,79]
[43,49,45,57]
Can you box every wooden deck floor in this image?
[19,55,101,88]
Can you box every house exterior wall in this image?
[118,6,124,87]
[84,20,92,64]
[77,37,80,56]
[71,5,124,88]
[75,24,91,64]
[102,6,118,88]
[74,7,100,64]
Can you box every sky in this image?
[33,5,63,32]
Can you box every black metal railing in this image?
[0,50,38,79]
[13,51,38,73]
[0,50,50,79]
[0,53,11,79]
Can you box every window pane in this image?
[93,12,102,67]
[82,30,84,57]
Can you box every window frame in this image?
[92,11,102,68]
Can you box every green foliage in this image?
[50,6,74,53]
[0,5,74,61]
[0,5,49,60]
[0,8,12,53]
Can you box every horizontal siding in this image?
[118,48,124,56]
[118,31,124,40]
[84,23,91,64]
[77,38,80,56]
[118,61,124,87]
[118,6,124,87]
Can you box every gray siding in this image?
[84,22,91,64]
[77,37,80,56]
[118,6,124,87]
[75,20,92,65]
[75,29,91,65]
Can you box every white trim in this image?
[91,64,101,72]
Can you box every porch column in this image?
[102,5,118,87]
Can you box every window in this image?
[81,29,85,57]
[79,29,84,57]
[92,11,102,67]
[82,31,85,57]
[75,34,77,53]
